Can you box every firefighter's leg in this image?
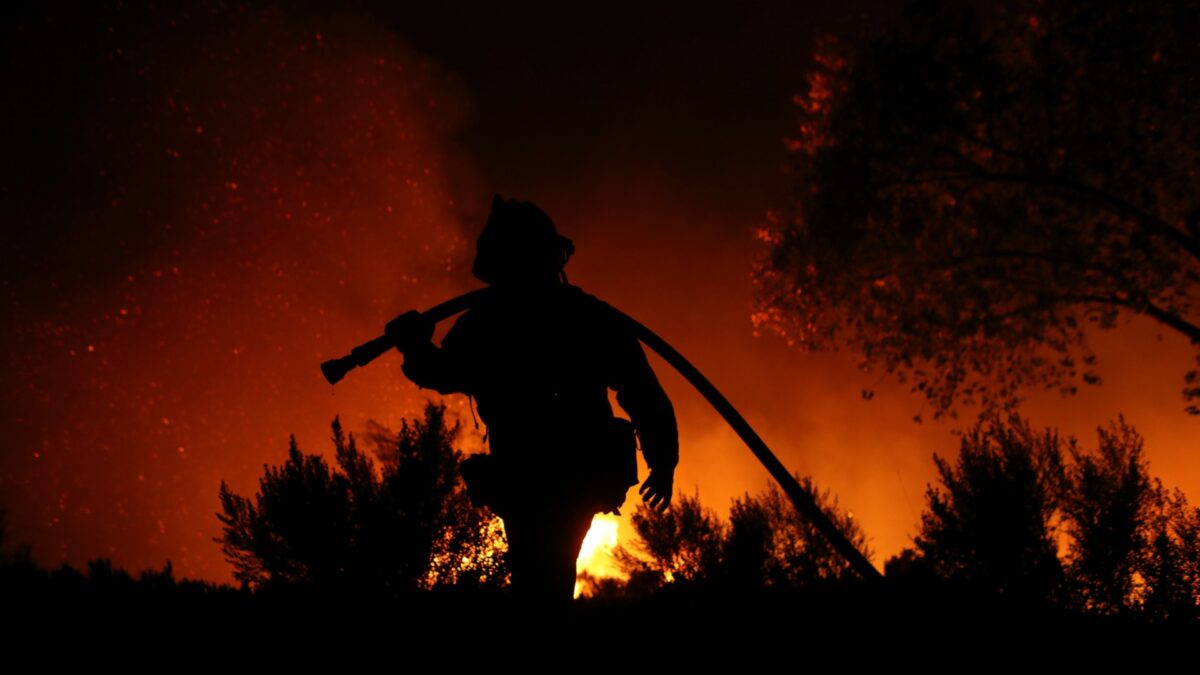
[503,501,597,608]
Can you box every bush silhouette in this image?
[725,474,871,588]
[612,475,869,594]
[215,401,506,594]
[1061,417,1156,614]
[1141,487,1200,621]
[893,413,1200,619]
[612,490,726,591]
[912,415,1068,603]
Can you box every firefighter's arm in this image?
[610,329,679,510]
[387,310,471,395]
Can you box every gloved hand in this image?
[639,470,674,512]
[385,310,435,353]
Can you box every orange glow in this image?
[427,516,509,589]
[574,514,623,598]
[6,3,1200,594]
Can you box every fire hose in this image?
[320,287,882,582]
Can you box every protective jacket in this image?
[400,282,679,515]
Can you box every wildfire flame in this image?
[574,514,624,598]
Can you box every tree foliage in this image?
[726,474,871,587]
[914,415,1067,602]
[612,490,726,590]
[215,401,505,593]
[1060,417,1155,614]
[753,0,1200,419]
[612,475,870,592]
[900,413,1200,618]
[1141,486,1200,621]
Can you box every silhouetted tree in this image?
[612,489,726,590]
[913,414,1067,602]
[0,504,37,577]
[1141,486,1200,621]
[217,433,352,588]
[361,405,506,589]
[752,0,1200,419]
[883,546,936,585]
[215,401,505,593]
[897,413,1200,618]
[1060,417,1156,614]
[613,477,869,594]
[725,473,872,588]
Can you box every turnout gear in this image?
[393,196,679,604]
[398,281,679,516]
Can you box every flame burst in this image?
[574,514,623,598]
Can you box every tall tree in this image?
[752,0,1200,419]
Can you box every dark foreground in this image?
[4,559,1193,664]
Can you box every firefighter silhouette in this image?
[386,195,679,605]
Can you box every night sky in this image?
[3,0,1197,583]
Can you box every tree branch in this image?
[1057,293,1200,345]
[934,165,1200,264]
